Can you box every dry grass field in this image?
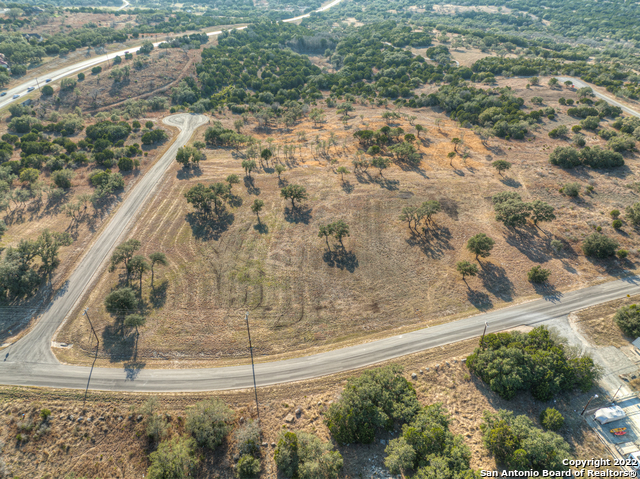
[56,77,640,367]
[0,339,613,478]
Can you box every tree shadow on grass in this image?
[478,261,515,303]
[102,322,135,363]
[504,228,551,264]
[500,177,522,188]
[341,181,354,194]
[185,211,234,241]
[532,281,564,303]
[243,176,260,196]
[176,166,202,180]
[405,226,453,260]
[373,176,399,191]
[150,280,169,309]
[253,222,269,234]
[284,206,312,225]
[227,194,243,208]
[466,288,494,311]
[322,249,359,273]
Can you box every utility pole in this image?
[245,312,260,422]
[34,77,40,90]
[611,385,622,403]
[83,309,100,406]
[481,321,488,349]
[581,394,598,416]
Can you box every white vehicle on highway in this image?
[27,86,34,92]
[12,94,19,99]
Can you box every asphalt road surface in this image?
[1,275,639,391]
[558,77,640,119]
[3,113,208,366]
[0,0,345,109]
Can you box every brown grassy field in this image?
[0,339,613,478]
[56,77,640,367]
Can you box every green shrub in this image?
[325,364,420,445]
[617,249,629,259]
[385,403,474,477]
[582,232,619,258]
[466,327,600,401]
[40,409,51,421]
[540,408,564,431]
[274,431,343,479]
[147,435,198,479]
[185,398,234,450]
[482,410,570,471]
[237,454,261,478]
[562,182,580,197]
[527,266,551,284]
[613,219,623,229]
[274,431,298,477]
[614,304,640,337]
[117,157,134,171]
[234,420,261,456]
[610,209,621,218]
[51,169,74,189]
[41,85,54,96]
[551,239,564,253]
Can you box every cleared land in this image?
[57,77,640,367]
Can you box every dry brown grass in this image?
[0,339,612,478]
[572,294,640,348]
[57,78,640,367]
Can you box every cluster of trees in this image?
[353,126,421,166]
[318,220,349,250]
[614,304,640,338]
[274,431,343,479]
[549,146,625,169]
[325,364,420,445]
[204,122,252,148]
[184,179,238,219]
[421,84,548,138]
[481,410,571,472]
[0,229,72,302]
[384,403,476,478]
[176,146,206,169]
[466,327,600,401]
[492,192,555,229]
[159,32,209,50]
[399,200,441,233]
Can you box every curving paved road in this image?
[558,77,640,119]
[1,275,639,391]
[3,113,208,365]
[0,0,344,109]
